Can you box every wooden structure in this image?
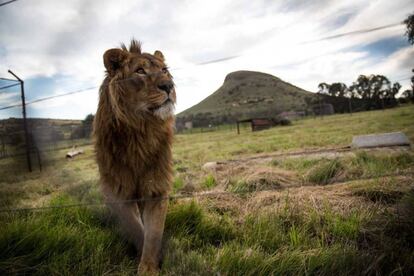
[236,118,273,134]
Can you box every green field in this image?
[1,105,414,275]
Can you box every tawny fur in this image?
[93,39,176,274]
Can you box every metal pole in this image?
[8,70,32,172]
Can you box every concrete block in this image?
[351,132,411,148]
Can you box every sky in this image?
[0,0,413,119]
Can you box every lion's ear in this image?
[103,48,128,75]
[154,50,164,61]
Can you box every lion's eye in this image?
[162,67,168,74]
[136,68,146,75]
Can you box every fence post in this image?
[8,70,32,172]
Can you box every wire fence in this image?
[1,170,413,214]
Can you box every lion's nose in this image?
[157,81,174,95]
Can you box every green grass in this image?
[0,105,414,275]
[1,185,414,275]
[173,105,414,172]
[165,194,414,275]
[165,201,235,248]
[305,159,343,185]
[226,177,282,193]
[348,177,410,204]
[173,177,185,193]
[201,175,216,189]
[0,195,135,275]
[272,151,414,186]
[349,151,414,177]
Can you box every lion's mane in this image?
[93,43,174,200]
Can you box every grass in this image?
[201,175,216,189]
[173,177,185,193]
[349,151,414,177]
[272,150,414,186]
[1,180,414,275]
[226,177,281,193]
[0,196,135,275]
[348,177,410,204]
[0,105,414,275]
[163,192,414,275]
[305,159,343,185]
[174,105,414,170]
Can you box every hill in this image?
[0,117,81,135]
[177,70,316,126]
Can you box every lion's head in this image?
[102,39,176,124]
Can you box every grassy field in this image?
[0,105,414,275]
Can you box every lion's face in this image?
[103,41,176,122]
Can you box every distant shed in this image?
[236,118,273,134]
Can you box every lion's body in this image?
[93,40,175,274]
[94,80,174,199]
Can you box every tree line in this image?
[317,70,414,112]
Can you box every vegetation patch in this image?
[227,178,279,194]
[349,151,414,178]
[349,178,410,204]
[355,190,414,274]
[165,201,236,248]
[305,159,343,185]
[0,195,134,276]
[1,106,414,275]
[201,175,216,189]
[272,157,322,172]
[271,151,414,186]
[226,167,295,193]
[173,176,185,193]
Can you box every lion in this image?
[93,39,176,274]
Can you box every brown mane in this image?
[93,40,175,199]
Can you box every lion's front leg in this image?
[102,186,145,255]
[138,196,168,275]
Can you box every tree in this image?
[385,82,401,106]
[404,13,414,45]
[349,74,395,109]
[401,71,414,104]
[370,75,390,98]
[83,114,94,126]
[370,75,391,108]
[411,68,414,91]
[402,89,414,103]
[317,82,330,94]
[352,75,370,100]
[328,82,347,97]
[70,114,95,139]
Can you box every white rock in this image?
[202,162,218,171]
[352,132,411,148]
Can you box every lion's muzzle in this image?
[157,80,174,95]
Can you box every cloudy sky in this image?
[0,0,413,119]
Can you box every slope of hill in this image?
[177,70,316,126]
[0,118,81,134]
